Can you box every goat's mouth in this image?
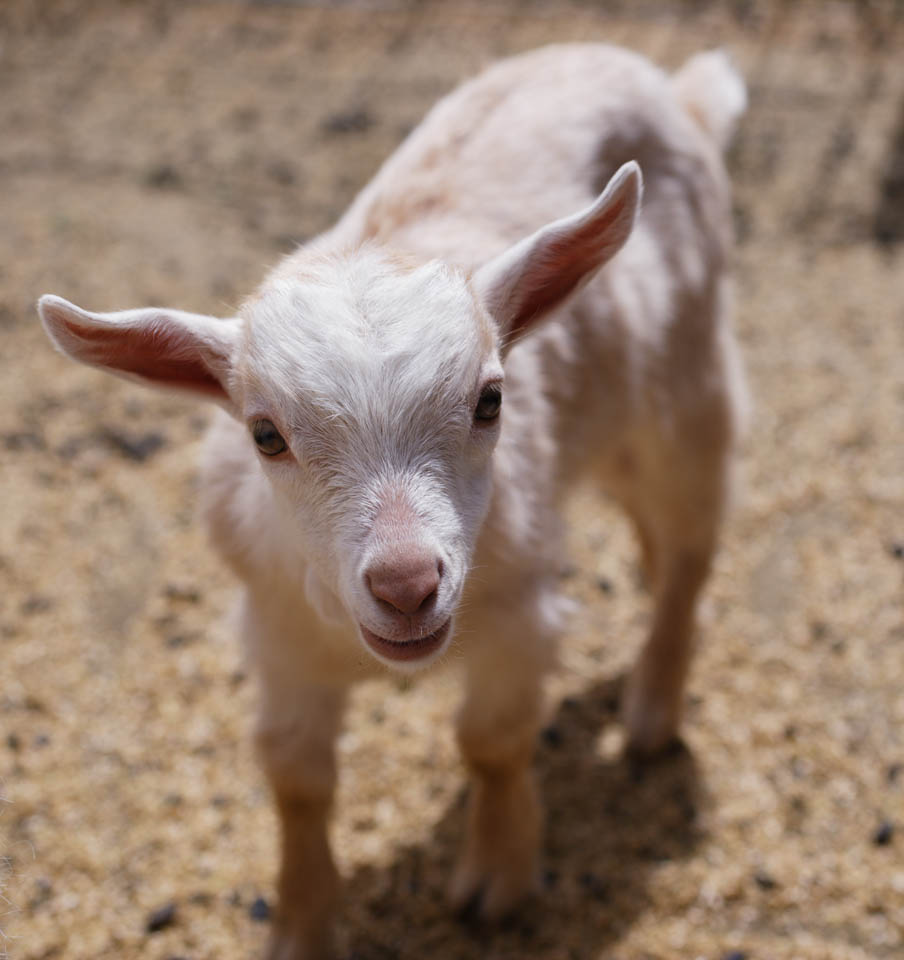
[359,618,452,665]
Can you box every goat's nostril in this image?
[365,556,442,616]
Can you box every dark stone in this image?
[596,576,614,594]
[578,870,609,901]
[101,428,166,462]
[754,869,777,890]
[7,733,21,751]
[249,896,271,922]
[873,97,904,247]
[322,107,374,135]
[164,583,202,604]
[267,161,296,186]
[873,820,894,846]
[3,431,45,452]
[21,594,54,615]
[29,876,53,910]
[540,725,563,748]
[889,542,904,560]
[145,164,182,190]
[146,902,177,933]
[722,953,748,960]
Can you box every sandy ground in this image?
[1,1,903,958]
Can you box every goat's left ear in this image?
[38,295,241,410]
[473,161,642,352]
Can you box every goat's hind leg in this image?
[620,451,729,756]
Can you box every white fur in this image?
[38,44,748,957]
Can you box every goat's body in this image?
[41,43,747,960]
[204,43,745,681]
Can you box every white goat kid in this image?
[39,44,747,960]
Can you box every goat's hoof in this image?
[449,854,541,921]
[622,682,682,756]
[265,928,334,960]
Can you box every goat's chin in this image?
[358,617,453,673]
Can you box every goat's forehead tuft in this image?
[237,247,497,414]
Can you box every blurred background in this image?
[1,1,902,958]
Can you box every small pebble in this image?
[249,896,271,922]
[166,634,195,649]
[146,902,177,934]
[887,763,902,784]
[540,725,563,748]
[578,870,609,901]
[7,733,21,751]
[3,430,45,452]
[102,427,166,462]
[754,869,777,890]
[602,693,620,714]
[596,576,614,594]
[722,952,748,960]
[873,820,894,846]
[164,583,202,604]
[145,164,182,189]
[21,594,54,615]
[322,107,373,134]
[889,542,904,560]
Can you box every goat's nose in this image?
[365,553,441,616]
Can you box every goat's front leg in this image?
[451,596,556,919]
[255,676,347,960]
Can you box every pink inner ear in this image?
[63,316,227,398]
[507,191,631,339]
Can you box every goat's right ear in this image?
[38,295,241,410]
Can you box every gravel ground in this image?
[1,1,903,958]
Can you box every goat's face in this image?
[236,249,503,668]
[38,163,641,670]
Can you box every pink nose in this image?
[365,552,441,616]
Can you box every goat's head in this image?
[38,162,640,670]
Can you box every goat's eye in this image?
[251,419,287,456]
[474,384,502,423]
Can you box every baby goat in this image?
[40,44,747,960]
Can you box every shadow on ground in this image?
[343,677,706,959]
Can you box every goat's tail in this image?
[672,50,747,153]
